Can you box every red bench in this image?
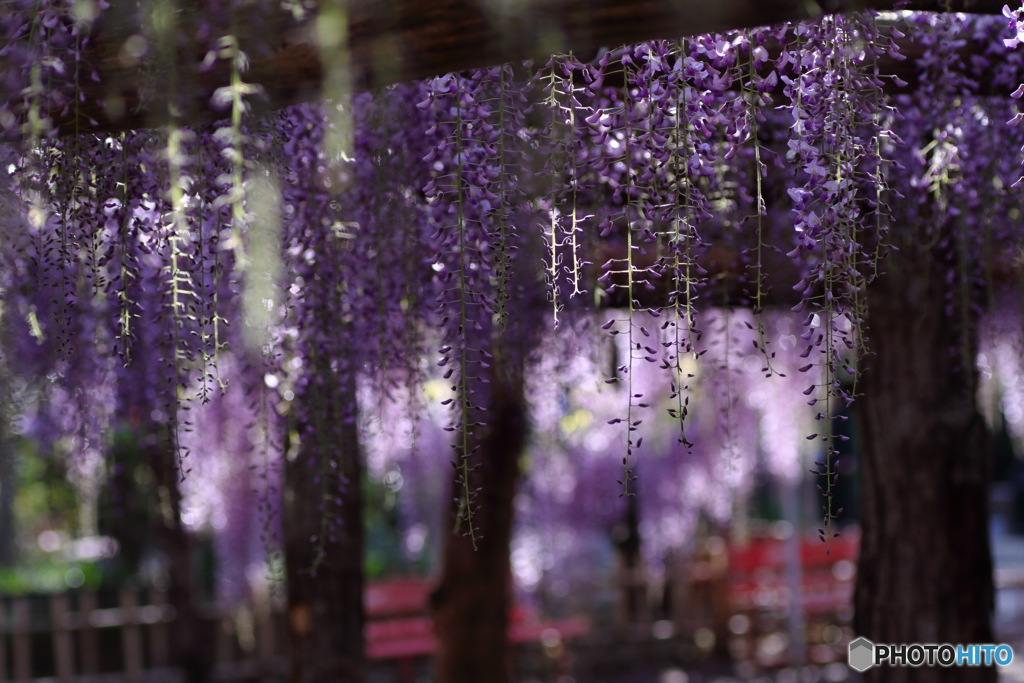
[365,578,589,662]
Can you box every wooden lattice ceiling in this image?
[1,0,1009,135]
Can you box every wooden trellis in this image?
[0,0,1011,137]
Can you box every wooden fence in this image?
[0,535,868,682]
[0,579,593,683]
[0,590,284,682]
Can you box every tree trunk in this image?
[106,350,214,683]
[855,248,994,683]
[285,366,365,683]
[148,422,216,683]
[433,362,526,683]
[614,493,649,628]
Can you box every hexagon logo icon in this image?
[849,637,875,672]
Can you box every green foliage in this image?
[362,472,431,579]
[12,436,78,547]
[0,560,100,594]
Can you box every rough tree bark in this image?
[855,242,994,683]
[284,362,365,683]
[432,359,527,683]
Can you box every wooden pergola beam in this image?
[0,0,1011,136]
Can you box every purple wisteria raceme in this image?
[7,7,1024,575]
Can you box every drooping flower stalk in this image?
[742,31,779,377]
[164,119,197,474]
[7,8,1024,574]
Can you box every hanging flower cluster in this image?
[3,6,1024,570]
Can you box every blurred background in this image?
[2,316,1024,683]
